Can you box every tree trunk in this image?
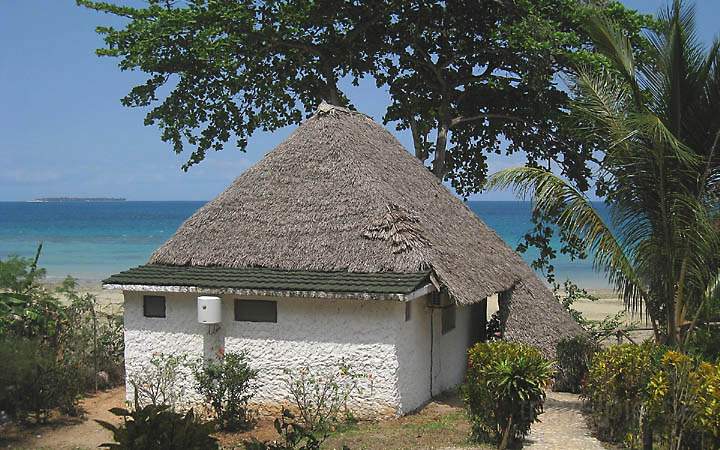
[409,117,428,162]
[433,110,450,180]
[326,83,341,106]
[321,59,342,107]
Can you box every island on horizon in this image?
[32,197,126,202]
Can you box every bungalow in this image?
[103,103,582,417]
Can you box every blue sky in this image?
[1,1,719,201]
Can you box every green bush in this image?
[686,326,720,362]
[193,351,258,431]
[463,341,552,448]
[0,252,64,341]
[696,361,720,448]
[644,351,720,449]
[553,335,599,394]
[583,342,665,444]
[0,336,82,422]
[57,277,125,390]
[1,249,125,423]
[97,391,218,450]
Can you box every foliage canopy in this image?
[78,0,649,193]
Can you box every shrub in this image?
[0,336,82,422]
[131,353,188,409]
[485,311,502,341]
[644,353,720,449]
[583,342,665,444]
[0,248,125,423]
[553,335,599,394]
[645,351,703,450]
[463,341,552,448]
[686,326,720,362]
[97,391,218,450]
[283,362,364,432]
[57,277,125,390]
[243,409,327,450]
[696,361,720,447]
[193,351,258,431]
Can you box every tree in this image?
[78,0,649,188]
[377,0,649,188]
[77,0,390,169]
[489,0,720,348]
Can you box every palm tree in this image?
[489,0,720,348]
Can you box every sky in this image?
[1,1,719,201]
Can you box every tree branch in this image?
[450,113,524,128]
[411,44,447,91]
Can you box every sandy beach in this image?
[44,280,125,315]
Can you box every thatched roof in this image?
[149,103,582,353]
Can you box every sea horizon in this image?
[0,200,611,289]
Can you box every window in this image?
[441,304,456,334]
[143,295,166,318]
[234,299,277,323]
[405,301,412,322]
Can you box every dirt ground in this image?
[0,388,125,450]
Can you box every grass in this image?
[321,398,490,450]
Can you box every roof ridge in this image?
[313,101,367,117]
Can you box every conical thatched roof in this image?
[150,103,582,353]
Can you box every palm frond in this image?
[571,66,634,150]
[625,112,700,167]
[488,167,648,313]
[582,12,641,102]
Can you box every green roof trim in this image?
[103,265,431,295]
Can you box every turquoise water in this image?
[0,201,609,288]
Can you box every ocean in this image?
[0,201,610,288]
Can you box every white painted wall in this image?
[124,291,207,405]
[222,296,401,417]
[123,291,404,417]
[123,291,479,418]
[394,298,480,411]
[431,304,476,395]
[395,296,432,413]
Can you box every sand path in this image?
[523,391,605,450]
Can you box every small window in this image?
[441,304,456,334]
[405,301,412,322]
[143,295,166,318]
[235,299,277,323]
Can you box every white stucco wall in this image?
[123,291,480,418]
[431,304,476,395]
[123,291,404,417]
[395,296,432,413]
[394,299,481,412]
[124,291,207,405]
